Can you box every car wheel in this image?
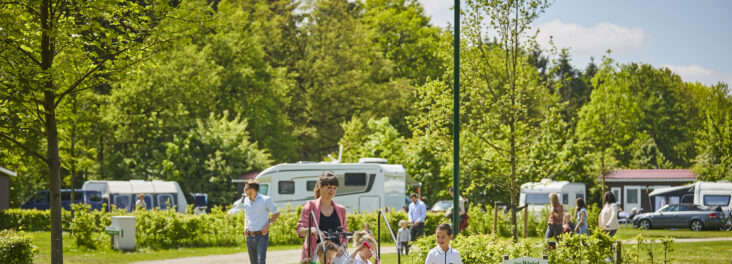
[724,218,732,231]
[639,219,651,230]
[690,220,703,231]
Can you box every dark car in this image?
[632,204,726,231]
[22,189,103,211]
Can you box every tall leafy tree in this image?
[0,0,194,262]
[689,82,732,181]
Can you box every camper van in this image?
[235,158,416,213]
[649,181,732,212]
[520,179,586,215]
[81,180,188,213]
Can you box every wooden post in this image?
[523,206,528,239]
[494,201,499,235]
[615,241,622,264]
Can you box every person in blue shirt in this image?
[408,193,427,242]
[239,179,280,264]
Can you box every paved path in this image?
[132,237,732,264]
[132,245,399,264]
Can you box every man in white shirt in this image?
[408,193,427,241]
[235,180,280,264]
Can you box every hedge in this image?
[0,229,37,264]
[0,209,72,231]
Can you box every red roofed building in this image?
[604,169,698,213]
[232,171,260,198]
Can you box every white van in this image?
[520,179,586,216]
[234,158,416,213]
[82,180,188,213]
[649,181,732,212]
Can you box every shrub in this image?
[0,229,37,264]
[0,208,72,231]
[546,227,617,264]
[408,233,542,263]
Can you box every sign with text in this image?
[503,257,548,264]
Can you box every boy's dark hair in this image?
[246,180,260,192]
[314,171,339,198]
[410,193,418,198]
[436,223,453,236]
[603,191,616,205]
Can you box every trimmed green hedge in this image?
[0,209,72,231]
[0,229,37,264]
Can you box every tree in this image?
[463,0,554,242]
[162,112,271,205]
[0,0,195,262]
[576,57,641,195]
[689,82,732,181]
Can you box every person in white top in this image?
[424,224,462,264]
[598,191,620,237]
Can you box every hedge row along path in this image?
[132,237,732,264]
[133,245,399,264]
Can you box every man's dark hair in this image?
[603,191,616,205]
[436,223,452,236]
[246,179,260,192]
[410,193,418,198]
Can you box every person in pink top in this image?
[297,172,348,262]
[544,192,564,241]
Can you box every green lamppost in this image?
[452,0,461,235]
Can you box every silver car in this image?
[632,204,726,231]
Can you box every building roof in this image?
[605,169,698,182]
[0,166,17,177]
[231,171,260,183]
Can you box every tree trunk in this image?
[41,0,63,262]
[510,126,518,243]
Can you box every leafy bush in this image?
[546,227,618,264]
[0,229,37,264]
[0,208,72,231]
[407,233,542,263]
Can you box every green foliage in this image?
[0,209,72,231]
[0,229,37,264]
[547,229,618,264]
[162,112,272,205]
[408,234,540,263]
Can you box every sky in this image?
[418,0,732,86]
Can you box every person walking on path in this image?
[574,198,589,235]
[408,193,427,241]
[297,172,348,262]
[233,179,280,264]
[446,188,468,232]
[545,192,563,241]
[599,191,620,237]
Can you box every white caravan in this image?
[82,180,188,213]
[649,181,732,212]
[520,179,586,215]
[235,158,415,213]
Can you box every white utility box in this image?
[108,216,136,250]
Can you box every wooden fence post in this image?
[523,206,528,239]
[494,201,499,235]
[615,241,622,264]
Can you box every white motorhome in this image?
[82,180,188,213]
[234,158,416,213]
[649,181,732,212]
[520,179,586,215]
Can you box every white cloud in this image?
[662,64,714,80]
[419,0,455,28]
[536,20,646,56]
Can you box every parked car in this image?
[22,189,103,211]
[431,200,452,213]
[632,204,727,231]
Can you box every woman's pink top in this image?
[297,198,348,261]
[547,205,563,225]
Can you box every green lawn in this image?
[379,241,732,264]
[615,225,732,239]
[30,231,300,264]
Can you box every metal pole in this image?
[452,0,461,236]
[377,211,381,259]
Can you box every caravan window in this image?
[113,194,132,211]
[306,180,318,191]
[576,193,584,200]
[157,194,176,210]
[259,184,269,195]
[562,193,568,204]
[525,193,550,205]
[703,195,731,206]
[279,181,295,194]
[345,173,367,186]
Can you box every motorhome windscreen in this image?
[704,195,731,206]
[157,194,176,210]
[525,193,550,205]
[260,184,268,195]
